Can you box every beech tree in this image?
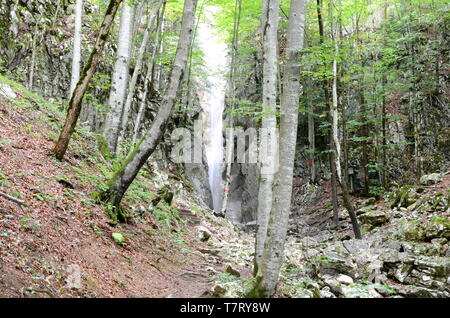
[100,0,198,222]
[53,0,124,160]
[252,0,306,297]
[69,0,84,98]
[254,0,280,276]
[119,0,167,144]
[103,2,134,155]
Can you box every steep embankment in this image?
[0,76,249,298]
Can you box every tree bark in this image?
[132,2,166,144]
[103,0,198,220]
[220,0,242,216]
[252,0,306,297]
[53,0,124,160]
[254,0,280,276]
[119,0,166,143]
[103,2,134,155]
[69,0,83,99]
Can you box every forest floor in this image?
[0,76,448,298]
[0,76,251,298]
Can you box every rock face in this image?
[420,173,442,186]
[185,163,213,209]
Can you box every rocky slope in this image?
[0,75,249,298]
[0,74,448,298]
[207,175,450,298]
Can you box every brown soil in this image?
[0,95,240,298]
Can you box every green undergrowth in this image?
[0,75,202,246]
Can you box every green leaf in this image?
[112,233,125,244]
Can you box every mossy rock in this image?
[151,185,174,206]
[400,220,427,241]
[388,186,424,209]
[359,210,390,226]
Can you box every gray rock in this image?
[198,247,221,256]
[359,210,390,226]
[320,275,343,295]
[197,226,212,242]
[413,256,450,278]
[420,173,442,186]
[394,263,413,283]
[319,287,336,298]
[356,205,378,216]
[317,251,355,275]
[399,285,448,298]
[336,274,354,285]
[340,284,382,298]
[0,82,17,99]
[301,236,319,248]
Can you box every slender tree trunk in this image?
[359,82,370,196]
[308,101,316,183]
[331,0,361,238]
[317,0,339,227]
[28,15,41,91]
[103,2,134,155]
[254,0,280,276]
[70,0,83,98]
[119,0,166,143]
[103,0,198,221]
[220,0,242,216]
[53,0,124,160]
[252,0,306,297]
[132,2,166,144]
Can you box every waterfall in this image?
[197,13,228,212]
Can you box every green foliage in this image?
[112,232,125,245]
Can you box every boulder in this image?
[359,211,390,226]
[420,173,442,186]
[316,251,355,275]
[399,221,426,241]
[425,222,450,240]
[336,274,354,285]
[319,287,337,298]
[224,264,241,277]
[341,284,382,298]
[0,82,17,99]
[398,285,449,298]
[211,284,227,297]
[356,205,378,216]
[413,256,450,278]
[197,226,212,242]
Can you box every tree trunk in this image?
[103,0,198,221]
[254,0,280,276]
[28,14,42,91]
[331,0,361,238]
[252,0,306,297]
[132,2,166,144]
[103,2,134,155]
[308,103,316,183]
[53,0,124,160]
[119,0,166,143]
[220,0,242,216]
[69,0,83,99]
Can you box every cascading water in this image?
[197,13,228,212]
